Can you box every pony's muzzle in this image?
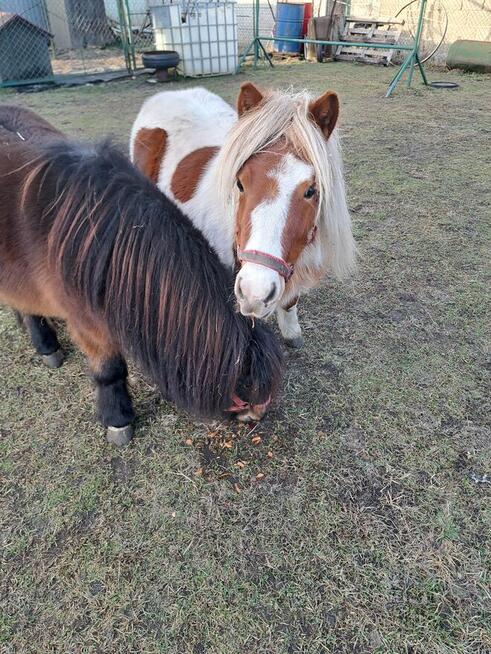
[235,264,284,319]
[227,393,271,422]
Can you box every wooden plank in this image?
[345,15,405,26]
[336,13,402,66]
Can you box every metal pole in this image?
[123,0,137,72]
[410,0,429,87]
[254,0,260,66]
[116,0,135,72]
[415,52,429,84]
[253,36,414,50]
[386,54,412,97]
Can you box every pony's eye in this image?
[237,179,244,192]
[304,185,316,199]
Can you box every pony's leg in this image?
[68,324,135,446]
[23,314,64,368]
[276,297,303,348]
[92,354,135,446]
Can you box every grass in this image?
[0,62,490,653]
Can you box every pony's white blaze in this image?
[236,153,314,318]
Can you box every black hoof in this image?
[42,349,65,368]
[284,336,304,349]
[106,424,134,446]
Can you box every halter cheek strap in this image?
[237,248,294,282]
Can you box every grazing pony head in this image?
[216,83,356,319]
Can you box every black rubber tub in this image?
[142,50,180,70]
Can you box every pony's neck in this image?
[187,147,236,269]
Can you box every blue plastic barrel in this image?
[274,3,304,54]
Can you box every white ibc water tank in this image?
[149,1,238,76]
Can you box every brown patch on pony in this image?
[133,127,168,184]
[281,180,318,264]
[171,146,219,203]
[0,104,63,143]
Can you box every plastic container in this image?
[447,39,491,74]
[149,2,238,77]
[274,3,304,54]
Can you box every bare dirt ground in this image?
[51,47,127,76]
[0,62,490,653]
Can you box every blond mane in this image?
[215,89,357,280]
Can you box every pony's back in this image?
[0,105,63,143]
[20,139,282,417]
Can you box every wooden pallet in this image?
[335,16,403,65]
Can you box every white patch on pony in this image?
[236,153,313,318]
[130,88,237,267]
[276,303,302,342]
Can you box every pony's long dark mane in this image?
[21,139,282,417]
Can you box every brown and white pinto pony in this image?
[130,83,356,348]
[0,106,283,445]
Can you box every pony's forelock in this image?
[215,88,357,279]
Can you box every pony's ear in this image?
[237,82,264,116]
[308,91,339,140]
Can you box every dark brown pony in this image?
[0,106,283,445]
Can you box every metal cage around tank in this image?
[148,0,238,77]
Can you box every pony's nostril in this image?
[237,279,245,300]
[264,282,277,305]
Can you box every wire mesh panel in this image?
[349,0,491,64]
[0,0,131,86]
[236,0,276,50]
[108,0,154,54]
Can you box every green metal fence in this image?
[237,0,430,96]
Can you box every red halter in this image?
[236,226,318,283]
[227,393,271,414]
[237,248,294,282]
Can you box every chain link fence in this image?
[0,0,133,86]
[237,0,489,65]
[0,0,488,86]
[348,0,490,64]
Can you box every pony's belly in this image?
[0,280,67,319]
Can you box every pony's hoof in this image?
[106,424,134,446]
[42,349,65,368]
[285,336,304,349]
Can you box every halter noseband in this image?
[236,225,318,283]
[237,248,294,282]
